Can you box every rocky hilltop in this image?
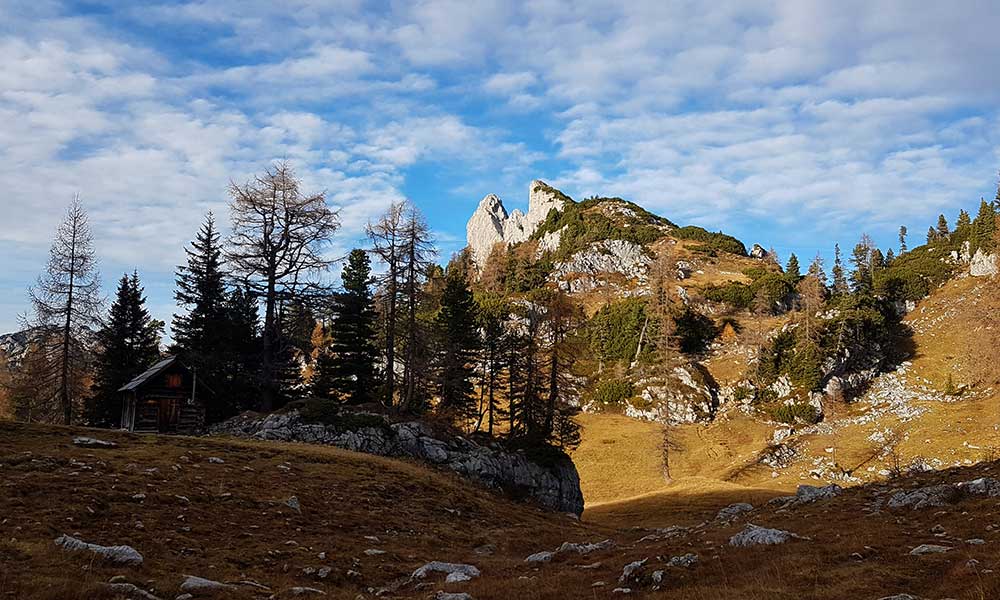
[466,180,568,267]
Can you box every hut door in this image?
[158,398,179,432]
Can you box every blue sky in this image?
[2,1,1000,335]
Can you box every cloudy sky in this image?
[3,0,1000,334]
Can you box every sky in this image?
[2,0,1000,335]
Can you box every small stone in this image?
[966,538,986,545]
[909,544,951,555]
[285,496,301,512]
[363,548,386,556]
[289,587,326,596]
[73,436,118,448]
[179,575,234,594]
[473,544,496,556]
[55,535,143,566]
[525,551,554,563]
[207,457,224,464]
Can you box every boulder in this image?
[666,553,698,568]
[957,477,1000,497]
[212,410,584,515]
[72,436,117,448]
[749,244,768,259]
[970,248,998,277]
[105,583,160,600]
[715,503,753,522]
[178,575,234,594]
[887,485,961,510]
[54,535,142,566]
[552,239,652,285]
[411,561,480,583]
[729,524,806,547]
[618,558,647,584]
[909,544,951,555]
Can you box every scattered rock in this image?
[887,485,960,510]
[556,539,615,555]
[715,503,753,522]
[289,587,326,596]
[285,496,301,513]
[524,551,554,564]
[207,457,224,464]
[178,575,235,594]
[54,534,143,566]
[618,558,647,584]
[105,583,160,600]
[72,436,118,448]
[957,477,1000,497]
[435,593,474,600]
[667,553,698,568]
[473,544,496,556]
[970,248,998,277]
[364,549,386,556]
[411,561,480,583]
[729,524,807,547]
[909,544,951,555]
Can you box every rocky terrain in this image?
[5,420,1000,599]
[211,409,584,515]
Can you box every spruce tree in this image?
[784,253,801,279]
[807,254,827,287]
[172,213,229,413]
[956,209,972,230]
[849,236,874,294]
[831,244,849,295]
[870,248,885,272]
[89,272,162,427]
[313,249,378,404]
[221,286,260,415]
[936,214,950,238]
[973,198,998,251]
[885,248,895,264]
[898,225,908,254]
[434,270,481,422]
[927,226,937,244]
[476,293,510,435]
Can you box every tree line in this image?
[7,163,584,451]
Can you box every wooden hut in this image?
[119,356,212,434]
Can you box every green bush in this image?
[591,378,636,406]
[532,197,670,261]
[673,307,718,354]
[589,298,650,363]
[770,402,820,424]
[672,225,747,256]
[704,282,755,309]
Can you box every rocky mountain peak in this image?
[466,179,569,267]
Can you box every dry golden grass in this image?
[571,413,667,505]
[5,420,1000,599]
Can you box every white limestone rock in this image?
[970,248,998,277]
[552,239,651,283]
[466,180,568,267]
[179,575,235,594]
[411,561,480,583]
[72,436,117,448]
[715,503,754,522]
[729,524,807,547]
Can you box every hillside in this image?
[5,421,1000,599]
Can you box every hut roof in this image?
[118,357,178,392]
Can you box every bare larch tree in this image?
[367,201,406,408]
[227,163,339,410]
[23,196,102,424]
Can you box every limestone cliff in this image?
[466,180,568,267]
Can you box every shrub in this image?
[673,307,718,354]
[770,402,820,424]
[672,225,747,256]
[591,378,636,407]
[704,282,754,309]
[589,298,650,363]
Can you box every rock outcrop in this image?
[212,411,584,515]
[551,239,652,293]
[970,248,998,277]
[466,180,568,267]
[624,365,719,425]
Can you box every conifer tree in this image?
[831,244,849,295]
[849,235,874,294]
[172,213,229,409]
[89,272,162,427]
[434,270,481,423]
[927,226,937,244]
[24,197,103,424]
[313,249,378,404]
[973,198,998,251]
[220,286,260,415]
[885,248,895,264]
[898,225,908,254]
[807,254,827,287]
[785,253,801,279]
[870,248,885,272]
[476,293,510,436]
[936,214,950,238]
[956,209,972,230]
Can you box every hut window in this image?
[166,374,182,388]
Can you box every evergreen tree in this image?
[476,293,510,435]
[885,248,895,264]
[807,254,827,287]
[936,214,950,238]
[927,226,937,244]
[870,248,885,272]
[973,198,998,250]
[434,270,481,422]
[220,286,260,415]
[956,209,972,230]
[898,225,908,254]
[172,213,230,417]
[89,272,162,427]
[849,235,874,294]
[831,244,849,295]
[784,253,801,279]
[313,249,378,404]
